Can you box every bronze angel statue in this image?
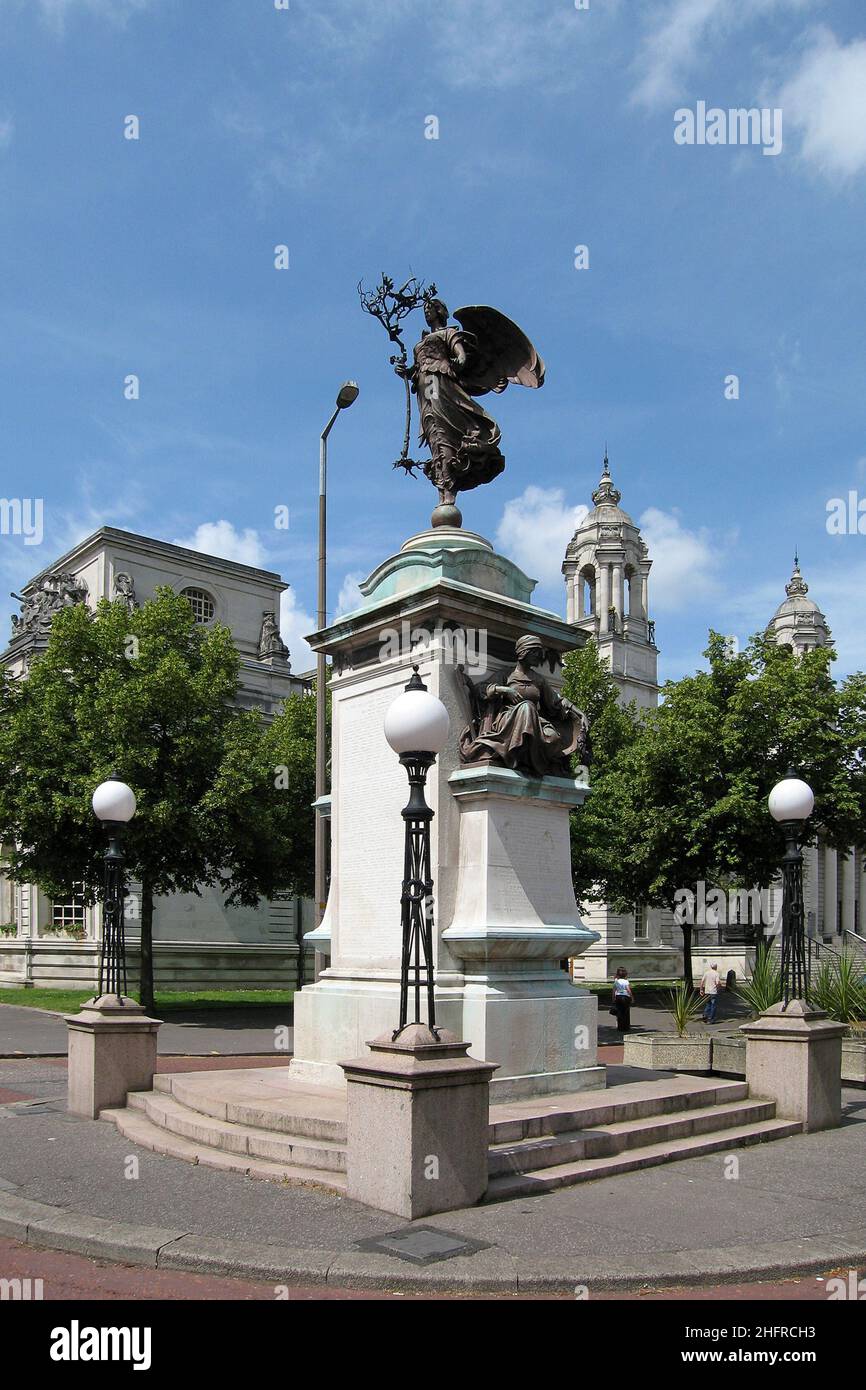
[359,277,545,528]
[405,296,545,526]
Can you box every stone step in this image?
[488,1098,777,1176]
[484,1117,803,1201]
[152,1069,347,1144]
[126,1091,347,1173]
[487,1076,750,1145]
[102,1106,347,1193]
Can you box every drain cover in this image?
[5,1099,62,1116]
[354,1226,490,1265]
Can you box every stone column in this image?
[598,563,610,635]
[841,851,856,937]
[741,1001,845,1133]
[640,571,649,621]
[612,563,623,623]
[823,846,838,937]
[576,569,585,621]
[342,1024,497,1218]
[803,842,820,937]
[66,997,162,1118]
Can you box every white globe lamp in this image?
[92,776,137,824]
[384,667,450,755]
[768,774,814,824]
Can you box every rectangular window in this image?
[51,884,87,932]
[634,904,647,940]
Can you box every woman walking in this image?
[612,967,634,1034]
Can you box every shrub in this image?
[735,943,782,1017]
[667,979,705,1036]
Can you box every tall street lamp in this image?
[768,768,815,1007]
[92,774,137,1003]
[314,381,359,981]
[383,666,450,1034]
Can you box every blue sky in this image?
[1,0,865,679]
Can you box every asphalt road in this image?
[0,1003,292,1057]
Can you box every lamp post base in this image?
[741,999,845,1133]
[65,996,162,1119]
[341,1024,497,1218]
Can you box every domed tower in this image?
[765,555,831,654]
[562,452,659,708]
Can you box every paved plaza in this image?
[2,1044,864,1295]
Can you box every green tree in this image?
[563,632,866,987]
[0,589,316,1011]
[561,637,639,904]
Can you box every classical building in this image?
[764,557,863,952]
[0,526,315,993]
[563,455,680,981]
[563,453,659,709]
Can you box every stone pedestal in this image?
[741,999,845,1133]
[66,996,162,1119]
[290,526,602,1099]
[341,1023,497,1218]
[443,765,602,1098]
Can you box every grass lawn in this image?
[0,988,294,1014]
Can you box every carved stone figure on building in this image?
[258,611,290,665]
[113,571,137,612]
[458,634,591,779]
[10,571,89,637]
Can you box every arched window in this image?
[181,587,215,625]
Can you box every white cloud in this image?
[280,587,315,675]
[638,507,721,612]
[632,0,811,109]
[0,118,13,150]
[777,29,866,179]
[335,571,365,618]
[174,521,266,569]
[496,486,588,587]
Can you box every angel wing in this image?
[453,305,545,397]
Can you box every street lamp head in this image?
[384,666,450,756]
[768,772,814,823]
[336,380,360,410]
[92,775,137,824]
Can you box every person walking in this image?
[700,961,722,1023]
[612,966,633,1034]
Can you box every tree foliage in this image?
[562,632,866,985]
[0,589,316,1008]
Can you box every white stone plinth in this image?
[341,1024,497,1218]
[66,996,162,1118]
[741,999,845,1133]
[290,526,604,1100]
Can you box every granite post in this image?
[341,1023,497,1218]
[66,996,162,1119]
[741,999,845,1133]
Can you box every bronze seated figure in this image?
[458,635,591,780]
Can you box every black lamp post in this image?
[383,666,450,1036]
[768,769,815,1007]
[92,774,137,1003]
